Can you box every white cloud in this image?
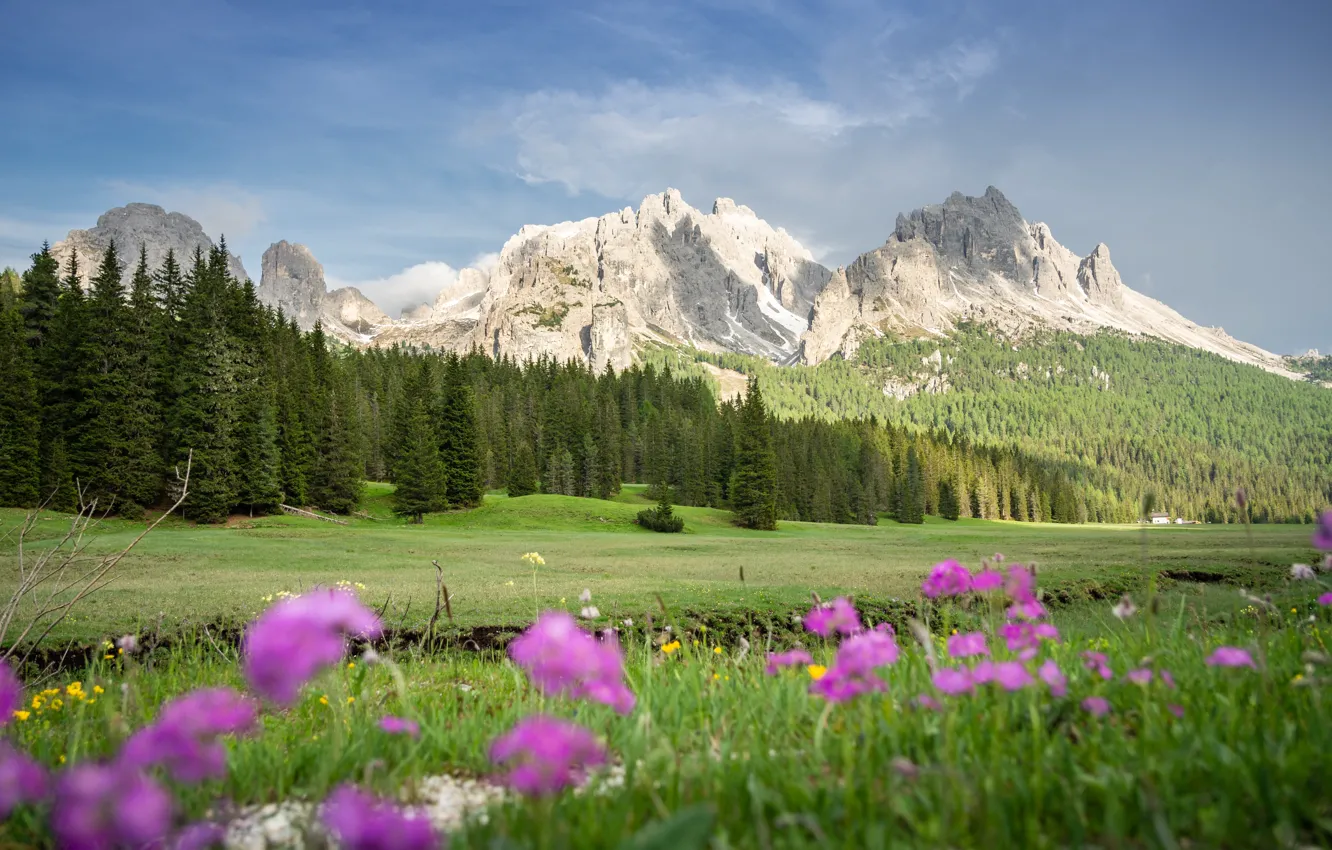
[101,181,267,239]
[468,251,500,273]
[328,261,461,316]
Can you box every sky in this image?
[1,0,1329,354]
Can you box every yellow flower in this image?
[807,665,827,681]
[713,646,722,655]
[1293,673,1305,682]
[319,695,329,706]
[505,580,515,587]
[560,598,566,604]
[951,629,958,635]
[712,673,720,681]
[92,686,104,695]
[103,654,114,660]
[50,699,63,711]
[661,640,681,655]
[59,755,66,764]
[347,697,355,704]
[31,696,43,710]
[521,552,545,567]
[347,662,356,670]
[700,625,708,633]
[12,711,29,722]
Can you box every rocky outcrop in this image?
[257,241,388,340]
[50,203,248,287]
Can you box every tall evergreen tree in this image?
[0,300,40,506]
[938,477,961,521]
[729,377,778,530]
[900,445,925,524]
[507,440,538,497]
[392,391,448,522]
[437,363,485,507]
[18,244,60,349]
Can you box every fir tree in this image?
[392,393,448,522]
[437,365,484,507]
[507,440,538,497]
[0,300,41,506]
[729,377,778,530]
[900,445,925,524]
[18,244,60,349]
[938,478,961,521]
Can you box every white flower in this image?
[622,618,634,627]
[1322,555,1332,573]
[1291,563,1316,581]
[579,606,600,619]
[1112,595,1137,620]
[579,588,592,604]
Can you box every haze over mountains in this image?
[48,189,1298,377]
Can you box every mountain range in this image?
[47,188,1301,378]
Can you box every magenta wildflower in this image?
[1004,565,1036,603]
[1319,593,1332,607]
[1206,646,1256,668]
[53,764,174,850]
[1167,704,1185,718]
[121,688,258,783]
[1161,670,1176,689]
[378,716,421,737]
[921,561,973,598]
[971,569,1004,593]
[243,589,383,706]
[915,693,943,711]
[970,660,996,685]
[998,622,1059,659]
[1314,510,1332,550]
[1036,660,1065,696]
[993,661,1034,691]
[0,742,48,818]
[1081,696,1111,717]
[1080,651,1114,680]
[932,667,974,695]
[171,822,227,850]
[803,597,862,636]
[946,631,989,659]
[810,625,898,702]
[1006,599,1048,621]
[0,660,19,725]
[508,611,635,714]
[322,784,438,850]
[1127,668,1153,685]
[765,649,814,674]
[490,715,607,796]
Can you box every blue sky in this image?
[1,0,1328,354]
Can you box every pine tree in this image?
[938,477,961,521]
[18,244,60,349]
[0,300,41,506]
[729,377,777,530]
[507,440,538,497]
[900,445,925,524]
[228,279,282,514]
[437,365,484,507]
[392,393,448,522]
[580,432,600,498]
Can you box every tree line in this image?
[1,241,1195,527]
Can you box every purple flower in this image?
[243,589,383,706]
[993,661,1034,691]
[1126,668,1153,685]
[809,666,887,702]
[803,597,862,636]
[508,611,635,714]
[1081,696,1111,717]
[932,667,974,695]
[378,716,421,737]
[120,688,258,783]
[1006,599,1048,621]
[921,561,973,598]
[1319,593,1332,607]
[998,622,1059,659]
[0,742,48,818]
[1314,510,1332,551]
[810,625,898,702]
[1291,563,1316,581]
[1167,704,1185,718]
[946,631,989,659]
[971,569,1004,593]
[765,649,813,675]
[0,660,20,725]
[1038,660,1067,697]
[914,693,942,711]
[970,660,996,685]
[490,715,607,796]
[1161,670,1176,689]
[1206,646,1256,668]
[171,822,227,850]
[1004,566,1036,603]
[1080,651,1114,680]
[53,764,174,850]
[322,784,438,850]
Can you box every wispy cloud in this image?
[102,181,267,240]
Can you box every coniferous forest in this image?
[1,242,1327,526]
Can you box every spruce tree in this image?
[392,393,448,522]
[729,377,777,530]
[507,440,538,497]
[938,478,961,521]
[309,355,364,514]
[900,445,925,524]
[0,300,41,506]
[18,244,60,349]
[228,279,282,514]
[437,366,484,507]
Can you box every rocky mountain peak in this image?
[257,241,387,339]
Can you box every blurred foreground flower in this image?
[121,687,258,782]
[378,716,421,738]
[0,741,47,818]
[1291,564,1316,581]
[0,660,20,724]
[946,632,989,659]
[921,561,972,598]
[53,764,173,850]
[1111,595,1138,620]
[1081,696,1111,717]
[1315,511,1332,550]
[765,650,813,674]
[490,715,607,796]
[509,611,635,714]
[322,784,438,850]
[1206,647,1256,669]
[811,624,899,702]
[803,597,861,636]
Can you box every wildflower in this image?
[489,715,607,796]
[170,822,227,850]
[0,742,48,818]
[993,661,1034,691]
[12,711,29,722]
[0,660,21,725]
[120,688,259,783]
[932,667,974,695]
[1111,595,1137,620]
[969,660,996,685]
[53,764,174,850]
[117,635,139,655]
[579,589,592,603]
[1038,659,1067,697]
[921,561,973,598]
[803,597,862,636]
[1007,599,1048,621]
[971,569,1004,593]
[806,665,827,681]
[1127,668,1153,685]
[998,622,1059,659]
[1314,511,1332,550]
[661,640,681,655]
[378,716,420,738]
[319,695,330,706]
[1160,670,1176,689]
[322,784,438,850]
[1319,593,1332,606]
[1081,651,1114,680]
[946,631,989,659]
[1206,647,1256,669]
[712,646,723,655]
[914,693,942,711]
[1004,565,1036,603]
[579,606,600,619]
[1167,704,1185,718]
[1291,563,1316,581]
[1081,696,1111,717]
[242,588,384,706]
[93,685,104,695]
[810,625,898,702]
[521,552,545,567]
[509,611,635,714]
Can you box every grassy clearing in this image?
[0,484,1319,646]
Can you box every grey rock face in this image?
[50,203,248,286]
[257,241,388,339]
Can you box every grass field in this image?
[0,484,1320,646]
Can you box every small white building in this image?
[1149,512,1171,525]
